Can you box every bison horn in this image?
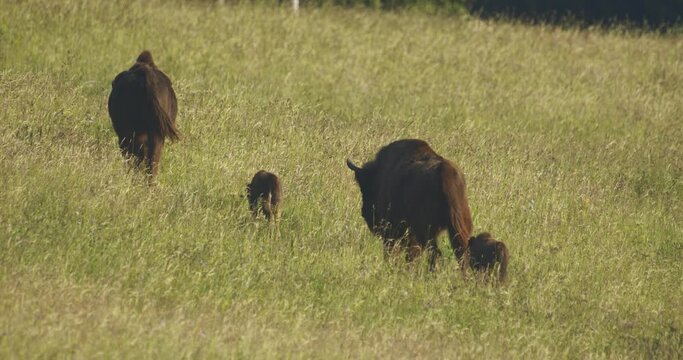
[346,159,361,172]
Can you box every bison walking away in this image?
[347,139,473,272]
[247,170,283,222]
[108,50,179,181]
[469,232,509,283]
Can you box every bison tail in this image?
[496,241,509,284]
[440,162,474,266]
[140,65,180,142]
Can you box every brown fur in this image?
[247,170,283,222]
[469,232,509,283]
[347,139,473,272]
[136,50,155,67]
[108,50,179,181]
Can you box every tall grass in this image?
[0,0,681,357]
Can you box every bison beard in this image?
[468,232,508,283]
[108,50,179,182]
[347,139,473,273]
[247,170,283,222]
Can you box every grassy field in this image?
[0,0,681,357]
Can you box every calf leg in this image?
[261,193,273,222]
[248,195,259,218]
[270,195,280,223]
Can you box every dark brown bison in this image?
[247,170,283,222]
[469,232,509,283]
[347,139,473,272]
[108,50,179,181]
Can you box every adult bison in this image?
[108,50,179,181]
[347,139,473,272]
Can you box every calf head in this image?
[469,232,509,283]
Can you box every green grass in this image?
[0,0,681,357]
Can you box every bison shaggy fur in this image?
[347,139,473,272]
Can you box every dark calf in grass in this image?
[469,232,509,283]
[347,139,473,273]
[247,170,282,222]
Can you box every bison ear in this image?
[346,159,361,172]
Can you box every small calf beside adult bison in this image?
[107,51,508,282]
[469,232,509,283]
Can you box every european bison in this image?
[469,232,509,283]
[108,50,179,181]
[247,170,283,222]
[347,139,473,272]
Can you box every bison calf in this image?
[469,232,509,283]
[246,170,282,222]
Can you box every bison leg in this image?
[405,234,423,263]
[119,134,146,172]
[132,140,146,171]
[448,226,470,274]
[251,204,259,218]
[427,237,442,272]
[382,238,397,260]
[146,135,164,182]
[248,196,259,218]
[270,192,280,223]
[261,194,273,222]
[118,135,131,158]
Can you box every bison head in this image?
[347,159,377,231]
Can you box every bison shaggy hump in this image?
[347,139,473,272]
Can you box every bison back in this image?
[371,141,453,240]
[108,65,178,140]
